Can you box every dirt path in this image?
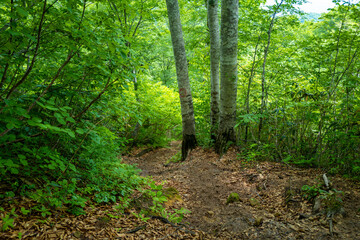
[124,141,360,239]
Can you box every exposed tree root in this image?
[214,128,235,155]
[181,134,197,161]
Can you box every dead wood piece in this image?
[323,173,330,189]
[329,218,333,235]
[126,224,147,233]
[313,196,321,214]
[135,148,153,157]
[148,215,196,235]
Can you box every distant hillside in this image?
[299,12,322,22]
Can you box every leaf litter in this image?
[124,141,360,239]
[1,141,360,239]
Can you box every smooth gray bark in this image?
[208,0,220,142]
[215,0,238,155]
[166,0,197,160]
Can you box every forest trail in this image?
[124,141,360,239]
[1,143,360,240]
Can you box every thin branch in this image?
[5,0,47,99]
[74,77,115,119]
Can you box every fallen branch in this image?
[148,215,196,235]
[323,173,330,190]
[126,224,147,233]
[135,148,154,157]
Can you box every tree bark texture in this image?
[215,0,239,155]
[166,0,197,160]
[208,0,220,142]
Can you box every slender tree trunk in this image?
[244,33,262,143]
[258,0,283,140]
[166,0,197,161]
[214,0,238,155]
[207,0,220,142]
[131,68,141,143]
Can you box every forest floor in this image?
[122,141,360,240]
[1,141,360,239]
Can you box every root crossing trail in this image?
[124,141,360,239]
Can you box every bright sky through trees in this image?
[299,0,336,13]
[266,0,336,13]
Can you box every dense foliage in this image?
[170,0,360,178]
[0,0,181,220]
[0,0,359,229]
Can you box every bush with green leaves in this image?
[106,80,182,148]
[0,108,177,220]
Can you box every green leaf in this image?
[54,113,66,125]
[48,161,56,170]
[69,163,77,172]
[20,207,30,215]
[28,117,42,126]
[63,129,75,138]
[18,154,28,166]
[15,107,30,118]
[10,168,19,174]
[66,117,76,123]
[33,117,42,123]
[58,161,66,172]
[7,30,21,36]
[15,6,29,17]
[6,122,15,129]
[76,128,85,134]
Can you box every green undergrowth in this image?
[164,151,182,166]
[235,140,360,181]
[0,102,184,232]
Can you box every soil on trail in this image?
[124,141,360,239]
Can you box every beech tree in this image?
[166,0,197,160]
[215,0,239,155]
[207,0,221,142]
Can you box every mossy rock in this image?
[226,192,240,204]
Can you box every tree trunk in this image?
[214,0,238,155]
[244,33,262,143]
[258,0,283,140]
[207,0,220,142]
[166,0,197,161]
